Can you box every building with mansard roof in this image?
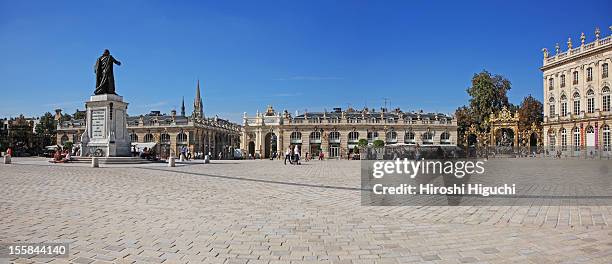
[56,81,241,159]
[241,106,457,159]
[541,26,611,157]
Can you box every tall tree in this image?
[455,105,474,145]
[35,112,57,148]
[73,110,86,120]
[0,121,7,151]
[60,113,72,122]
[466,70,512,130]
[518,95,543,130]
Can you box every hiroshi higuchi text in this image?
[372,183,516,197]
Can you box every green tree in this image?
[455,105,474,145]
[35,112,57,149]
[518,95,543,130]
[60,113,72,122]
[466,70,512,130]
[63,141,74,151]
[372,139,385,148]
[0,123,7,152]
[357,138,368,149]
[73,110,86,120]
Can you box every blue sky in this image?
[1,0,610,122]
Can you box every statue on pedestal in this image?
[94,49,121,95]
[81,50,131,157]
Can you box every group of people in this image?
[284,145,302,165]
[130,145,222,161]
[131,145,157,160]
[50,148,73,163]
[268,147,326,163]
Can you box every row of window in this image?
[60,132,191,145]
[547,125,611,151]
[294,118,452,124]
[290,131,451,144]
[548,63,609,90]
[129,132,188,143]
[548,87,611,116]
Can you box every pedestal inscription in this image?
[80,94,131,157]
[91,109,106,139]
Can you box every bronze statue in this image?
[94,49,121,95]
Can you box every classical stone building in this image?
[57,81,241,159]
[241,106,457,159]
[541,26,612,156]
[0,115,41,155]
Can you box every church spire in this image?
[180,96,185,116]
[193,79,204,119]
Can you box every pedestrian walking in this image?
[294,145,300,165]
[284,146,292,165]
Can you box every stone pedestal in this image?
[168,157,176,167]
[81,94,131,157]
[3,155,11,164]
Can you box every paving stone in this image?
[71,258,94,264]
[0,158,611,263]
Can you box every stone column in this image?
[397,131,405,145]
[275,130,281,158]
[321,131,329,159]
[302,131,310,158]
[254,129,262,158]
[340,131,348,159]
[169,132,178,157]
[282,131,291,155]
[212,131,218,158]
[207,132,212,155]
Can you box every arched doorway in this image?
[467,134,477,147]
[466,133,478,158]
[60,134,69,145]
[264,132,277,159]
[529,132,538,153]
[309,131,321,157]
[290,131,303,153]
[586,126,595,150]
[248,141,255,158]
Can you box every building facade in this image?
[57,81,241,159]
[541,26,612,156]
[1,115,41,155]
[241,106,457,159]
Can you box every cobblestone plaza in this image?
[1,158,611,263]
